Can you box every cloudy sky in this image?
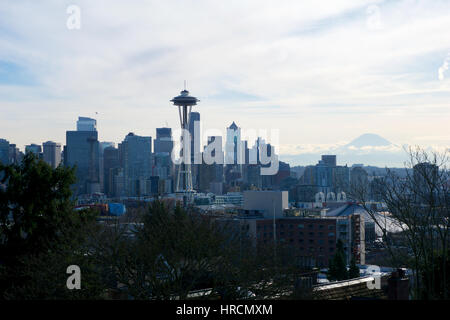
[1,0,449,165]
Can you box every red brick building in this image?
[242,215,364,267]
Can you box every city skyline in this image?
[0,114,444,168]
[1,2,449,304]
[1,1,449,166]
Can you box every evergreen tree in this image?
[348,256,360,279]
[0,154,104,299]
[327,239,348,281]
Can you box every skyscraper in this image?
[8,144,22,165]
[225,121,243,165]
[25,144,42,156]
[120,132,152,196]
[198,136,224,192]
[99,142,115,192]
[103,146,120,197]
[43,141,61,168]
[65,117,100,195]
[189,112,200,162]
[76,117,97,131]
[0,139,9,165]
[154,127,173,154]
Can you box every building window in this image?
[298,224,304,229]
[309,239,314,244]
[299,239,304,243]
[319,225,324,229]
[309,232,314,237]
[308,224,314,229]
[319,232,324,237]
[328,232,335,237]
[328,225,334,230]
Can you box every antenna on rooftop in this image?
[184,80,187,90]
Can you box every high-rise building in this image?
[43,141,62,168]
[154,127,174,154]
[316,160,332,193]
[8,144,23,165]
[188,112,200,162]
[119,132,152,196]
[198,137,224,192]
[333,165,350,192]
[100,142,115,153]
[188,113,201,192]
[76,116,97,131]
[25,144,42,156]
[110,167,125,198]
[205,136,224,166]
[0,139,9,165]
[294,155,350,202]
[148,176,160,195]
[273,161,290,186]
[65,129,100,196]
[225,122,244,187]
[99,142,115,192]
[321,155,337,167]
[103,146,120,197]
[153,152,172,179]
[225,121,243,165]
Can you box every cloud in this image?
[0,0,449,166]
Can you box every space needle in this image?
[170,84,199,203]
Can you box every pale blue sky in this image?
[0,0,449,165]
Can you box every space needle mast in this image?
[170,83,199,202]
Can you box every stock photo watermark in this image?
[171,124,280,175]
[438,53,450,81]
[66,5,81,30]
[66,265,81,290]
[366,265,382,290]
[366,4,382,31]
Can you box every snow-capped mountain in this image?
[280,133,406,167]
